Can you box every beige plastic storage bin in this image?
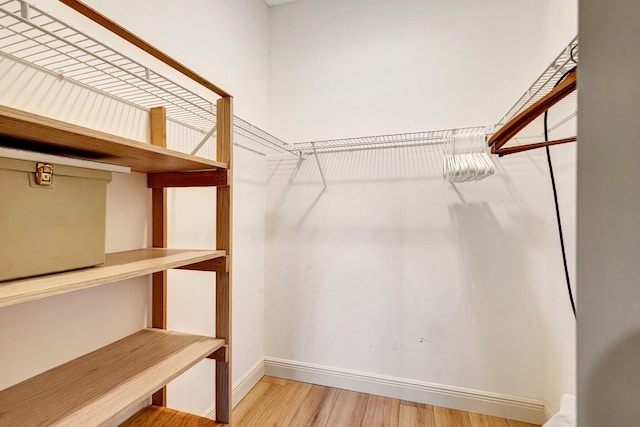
[0,153,114,281]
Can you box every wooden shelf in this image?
[121,406,228,426]
[0,105,226,173]
[0,248,226,308]
[0,328,225,426]
[0,2,235,423]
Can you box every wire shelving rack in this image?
[292,126,489,155]
[0,0,291,155]
[493,35,578,144]
[0,0,579,185]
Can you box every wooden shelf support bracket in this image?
[177,256,228,273]
[147,169,228,188]
[207,345,229,363]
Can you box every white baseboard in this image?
[264,356,547,425]
[232,358,266,408]
[544,400,555,421]
[203,358,265,419]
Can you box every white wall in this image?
[266,0,576,422]
[0,0,269,420]
[578,1,640,425]
[540,142,578,416]
[540,0,578,415]
[268,0,553,142]
[266,148,549,395]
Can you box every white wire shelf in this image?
[233,115,292,154]
[292,38,578,157]
[0,0,291,155]
[0,0,578,168]
[495,35,578,129]
[292,126,490,155]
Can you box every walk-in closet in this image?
[0,0,637,426]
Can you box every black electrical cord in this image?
[544,66,577,318]
[569,45,578,64]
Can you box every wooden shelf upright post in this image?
[150,106,168,407]
[215,96,233,424]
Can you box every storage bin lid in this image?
[0,146,130,174]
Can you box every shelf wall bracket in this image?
[311,142,328,192]
[191,124,217,155]
[20,1,29,19]
[176,256,228,273]
[207,345,229,363]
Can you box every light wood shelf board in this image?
[0,248,226,308]
[0,328,225,426]
[120,406,228,426]
[0,105,226,173]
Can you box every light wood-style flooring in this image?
[233,376,541,427]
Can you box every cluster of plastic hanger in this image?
[443,131,495,183]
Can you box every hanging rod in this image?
[495,137,577,156]
[292,126,489,155]
[0,0,293,157]
[489,36,578,155]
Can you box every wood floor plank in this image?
[232,377,540,427]
[233,381,283,426]
[507,420,541,427]
[121,406,225,426]
[324,389,370,427]
[362,395,400,427]
[390,403,438,427]
[401,401,433,409]
[399,405,418,426]
[262,376,289,385]
[416,404,436,426]
[433,406,473,426]
[253,380,313,426]
[469,412,510,427]
[287,384,339,427]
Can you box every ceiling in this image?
[264,0,299,6]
